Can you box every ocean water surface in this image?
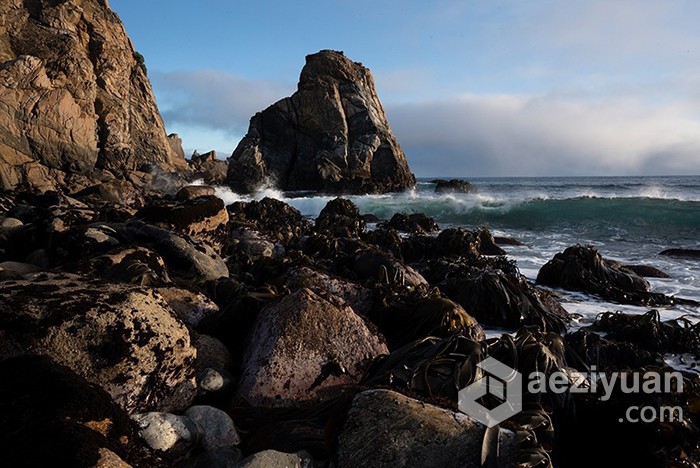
[211,175,700,361]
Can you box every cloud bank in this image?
[152,69,700,176]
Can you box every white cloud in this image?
[387,93,700,177]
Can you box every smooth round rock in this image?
[185,405,241,449]
[131,412,197,452]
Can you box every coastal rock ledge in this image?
[227,50,416,194]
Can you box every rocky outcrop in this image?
[227,50,415,194]
[0,0,187,192]
[189,151,228,185]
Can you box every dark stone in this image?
[382,212,439,234]
[227,50,415,194]
[660,248,700,260]
[623,264,672,279]
[494,236,525,246]
[432,179,477,194]
[315,198,364,238]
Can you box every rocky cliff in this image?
[227,50,415,194]
[0,0,187,192]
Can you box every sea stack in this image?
[0,0,187,193]
[227,50,416,194]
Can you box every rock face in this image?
[0,0,187,192]
[227,50,415,194]
[238,288,388,407]
[0,274,197,413]
[336,389,514,468]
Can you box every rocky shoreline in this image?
[0,186,699,467]
[1,1,700,467]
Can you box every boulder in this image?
[0,274,197,412]
[238,288,388,407]
[285,266,373,315]
[189,151,229,185]
[227,197,312,246]
[157,287,220,327]
[382,212,439,234]
[227,50,415,194]
[177,185,216,201]
[0,0,187,192]
[336,389,514,468]
[537,245,690,306]
[185,405,241,450]
[234,450,316,468]
[660,248,700,260]
[623,264,671,279]
[0,355,164,467]
[433,179,477,194]
[315,197,364,238]
[131,412,198,453]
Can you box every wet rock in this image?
[434,227,505,257]
[537,245,690,306]
[0,217,22,228]
[132,412,198,453]
[565,329,664,370]
[438,262,568,332]
[185,405,241,450]
[227,50,415,194]
[234,450,316,468]
[0,274,197,412]
[315,198,364,238]
[178,185,216,201]
[623,264,672,279]
[352,244,428,288]
[370,286,484,349]
[227,197,312,247]
[494,236,525,246]
[660,248,700,260]
[336,389,508,468]
[381,212,439,234]
[158,287,219,328]
[189,151,229,185]
[0,355,162,468]
[238,288,388,407]
[433,179,478,194]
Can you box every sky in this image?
[110,0,700,177]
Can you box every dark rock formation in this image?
[624,264,671,279]
[536,245,696,306]
[432,179,477,194]
[0,0,187,192]
[227,50,415,194]
[315,197,364,238]
[660,248,700,260]
[381,212,439,234]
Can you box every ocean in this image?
[212,175,700,353]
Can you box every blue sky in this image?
[110,0,700,176]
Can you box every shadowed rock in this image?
[432,179,478,194]
[227,50,415,194]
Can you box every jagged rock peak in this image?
[0,0,187,193]
[227,49,416,195]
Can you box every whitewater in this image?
[209,175,700,363]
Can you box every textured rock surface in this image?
[336,389,508,468]
[0,0,187,192]
[228,50,415,194]
[0,274,197,412]
[238,288,388,407]
[234,450,316,468]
